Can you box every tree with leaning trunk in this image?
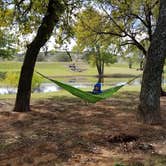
[14,0,65,112]
[138,0,166,124]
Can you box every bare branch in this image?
[130,13,148,27]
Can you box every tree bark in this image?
[138,0,166,124]
[139,59,144,70]
[14,0,64,112]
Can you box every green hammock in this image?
[36,71,140,103]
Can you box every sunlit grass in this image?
[0,61,144,100]
[0,61,22,72]
[0,61,142,76]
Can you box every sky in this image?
[17,32,76,54]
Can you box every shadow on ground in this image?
[0,92,166,166]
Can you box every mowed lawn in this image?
[0,61,143,99]
[0,61,166,99]
[0,61,141,76]
[1,61,166,99]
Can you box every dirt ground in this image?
[0,92,166,166]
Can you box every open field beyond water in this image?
[0,61,141,76]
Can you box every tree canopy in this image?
[0,29,17,59]
[73,7,117,79]
[89,0,159,65]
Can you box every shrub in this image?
[3,72,43,89]
[3,72,19,87]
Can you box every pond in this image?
[0,76,142,95]
[0,87,17,95]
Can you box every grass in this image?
[0,61,22,72]
[0,61,146,100]
[0,91,166,165]
[0,61,165,99]
[35,62,142,76]
[0,61,142,76]
[0,61,165,77]
[0,86,141,100]
[0,60,139,76]
[0,62,166,166]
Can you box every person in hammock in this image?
[92,82,102,94]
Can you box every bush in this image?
[3,72,43,89]
[0,72,6,79]
[31,73,43,89]
[3,72,19,87]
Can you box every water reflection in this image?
[34,83,60,93]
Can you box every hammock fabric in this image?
[36,71,140,103]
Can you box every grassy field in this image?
[0,61,141,76]
[0,61,166,99]
[1,61,166,98]
[0,61,142,83]
[0,61,143,99]
[0,61,165,76]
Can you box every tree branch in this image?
[96,31,127,37]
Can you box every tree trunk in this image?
[161,87,166,96]
[138,0,166,124]
[160,71,166,96]
[139,59,144,70]
[14,0,64,112]
[99,60,104,83]
[96,59,104,83]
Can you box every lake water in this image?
[0,76,143,95]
